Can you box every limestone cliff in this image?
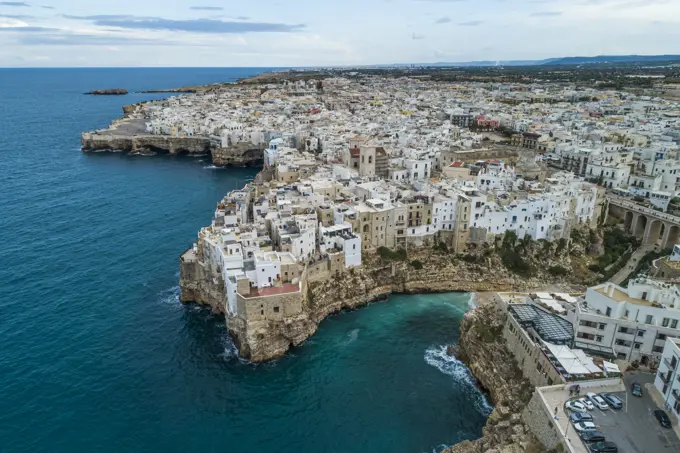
[179,246,579,363]
[81,132,263,166]
[443,299,541,453]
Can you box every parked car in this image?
[574,421,597,432]
[580,431,605,443]
[631,382,643,397]
[589,441,618,452]
[566,400,588,413]
[602,393,623,410]
[579,397,595,410]
[587,392,609,410]
[654,409,672,428]
[570,412,593,424]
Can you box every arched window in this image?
[368,156,373,164]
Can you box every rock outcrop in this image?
[81,133,211,156]
[81,132,264,165]
[443,299,541,453]
[85,88,128,95]
[180,247,578,362]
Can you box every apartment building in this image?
[571,280,680,365]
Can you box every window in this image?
[673,319,678,329]
[663,318,670,327]
[606,307,612,317]
[625,310,629,318]
[638,330,646,338]
[646,315,653,324]
[658,334,667,341]
[634,342,641,350]
[599,323,606,330]
[273,306,280,313]
[653,346,664,353]
[596,335,603,343]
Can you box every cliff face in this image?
[444,299,539,453]
[81,133,211,156]
[179,247,573,363]
[81,132,264,166]
[212,144,264,166]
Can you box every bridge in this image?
[605,196,680,249]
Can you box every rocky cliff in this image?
[86,88,128,95]
[81,132,264,165]
[180,245,580,362]
[443,299,543,453]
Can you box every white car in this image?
[573,421,597,432]
[587,392,608,410]
[565,400,587,413]
[578,397,595,410]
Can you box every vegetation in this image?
[621,248,670,287]
[498,231,535,277]
[590,228,638,273]
[409,260,424,270]
[377,246,407,262]
[548,265,570,277]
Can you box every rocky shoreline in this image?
[80,103,264,166]
[444,296,543,453]
[180,250,553,452]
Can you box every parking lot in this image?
[569,372,680,452]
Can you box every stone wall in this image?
[444,297,540,453]
[522,390,565,451]
[503,314,563,387]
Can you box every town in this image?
[155,70,680,453]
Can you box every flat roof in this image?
[508,304,574,344]
[594,286,653,307]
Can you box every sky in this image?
[0,0,679,67]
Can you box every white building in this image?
[654,337,680,419]
[572,280,680,364]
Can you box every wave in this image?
[344,328,360,345]
[158,285,181,308]
[424,345,494,416]
[204,164,226,170]
[467,293,478,310]
[220,333,239,361]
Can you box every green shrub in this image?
[548,265,569,276]
[378,246,407,261]
[501,248,534,277]
[410,260,424,270]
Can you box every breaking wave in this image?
[424,345,493,415]
[158,285,181,307]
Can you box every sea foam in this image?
[424,345,494,415]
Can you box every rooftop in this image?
[508,303,574,344]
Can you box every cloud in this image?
[63,15,305,33]
[0,13,32,18]
[40,5,54,8]
[530,11,562,16]
[0,26,59,32]
[0,1,30,6]
[435,16,452,24]
[411,32,425,39]
[0,23,188,45]
[458,20,483,26]
[414,0,465,2]
[190,6,223,10]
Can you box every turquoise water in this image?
[0,69,490,453]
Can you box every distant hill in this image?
[416,55,680,67]
[542,55,680,65]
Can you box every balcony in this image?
[665,358,677,370]
[660,371,672,384]
[618,329,633,335]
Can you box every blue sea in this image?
[0,68,490,453]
